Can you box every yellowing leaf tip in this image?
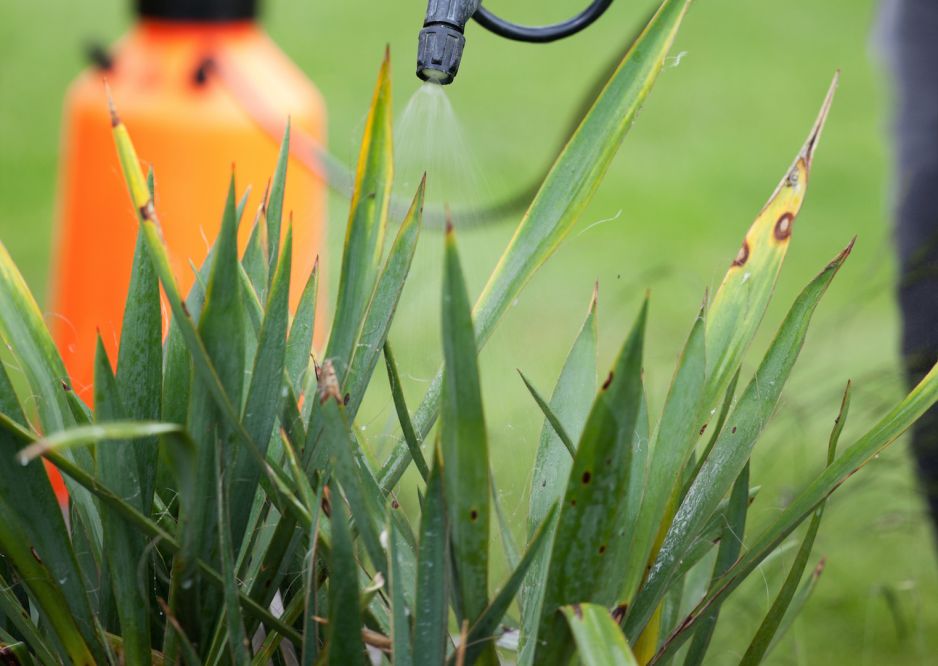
[803,71,840,169]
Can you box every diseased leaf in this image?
[534,299,647,666]
[520,288,597,666]
[440,226,490,624]
[703,74,838,408]
[627,241,853,639]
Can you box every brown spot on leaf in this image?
[598,545,607,555]
[570,499,577,507]
[572,603,583,619]
[343,392,350,406]
[699,423,708,436]
[582,471,592,484]
[391,499,400,509]
[30,547,41,563]
[774,213,794,241]
[602,372,614,390]
[469,510,478,522]
[731,426,737,434]
[732,240,750,267]
[60,380,72,392]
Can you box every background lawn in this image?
[2,0,935,663]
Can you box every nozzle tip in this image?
[416,24,465,85]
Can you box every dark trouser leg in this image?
[886,0,938,532]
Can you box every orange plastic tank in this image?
[51,0,326,402]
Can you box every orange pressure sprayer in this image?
[49,0,326,501]
[51,0,326,401]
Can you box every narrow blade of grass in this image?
[384,341,430,482]
[737,383,850,666]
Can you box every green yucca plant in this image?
[0,1,935,664]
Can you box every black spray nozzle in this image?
[417,0,615,85]
[416,0,482,85]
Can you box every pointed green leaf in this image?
[414,447,448,665]
[93,338,150,666]
[116,226,163,516]
[440,226,490,623]
[627,241,853,639]
[380,0,694,494]
[681,463,750,666]
[519,289,597,666]
[286,256,319,392]
[242,215,270,305]
[621,307,705,604]
[327,493,366,666]
[703,75,838,408]
[534,300,647,665]
[389,518,414,666]
[326,53,393,384]
[267,121,290,273]
[217,446,250,666]
[518,371,575,458]
[463,504,557,665]
[230,227,293,549]
[384,342,430,482]
[343,177,425,417]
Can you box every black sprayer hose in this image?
[474,0,614,44]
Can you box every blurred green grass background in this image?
[1,0,935,663]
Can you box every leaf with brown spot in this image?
[704,73,838,409]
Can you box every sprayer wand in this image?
[417,0,613,84]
